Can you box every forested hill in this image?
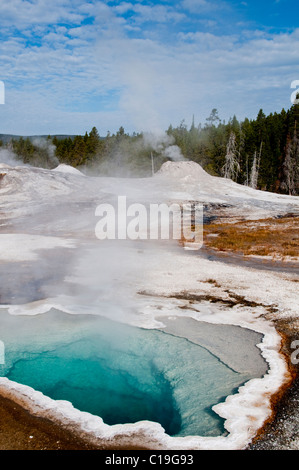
[1,103,298,196]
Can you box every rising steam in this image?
[142,131,185,163]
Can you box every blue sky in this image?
[0,0,298,136]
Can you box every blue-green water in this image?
[0,309,265,437]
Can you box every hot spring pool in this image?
[0,308,267,438]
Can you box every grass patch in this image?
[204,216,299,260]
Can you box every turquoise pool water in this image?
[0,309,266,437]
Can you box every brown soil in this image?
[0,394,102,450]
[203,215,299,260]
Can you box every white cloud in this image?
[128,3,186,24]
[182,0,210,10]
[114,2,134,15]
[181,0,223,13]
[0,0,85,28]
[0,1,298,135]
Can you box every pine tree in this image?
[206,108,221,127]
[282,122,299,195]
[250,151,259,189]
[250,141,263,189]
[222,131,240,181]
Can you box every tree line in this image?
[1,102,298,195]
[167,103,299,195]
